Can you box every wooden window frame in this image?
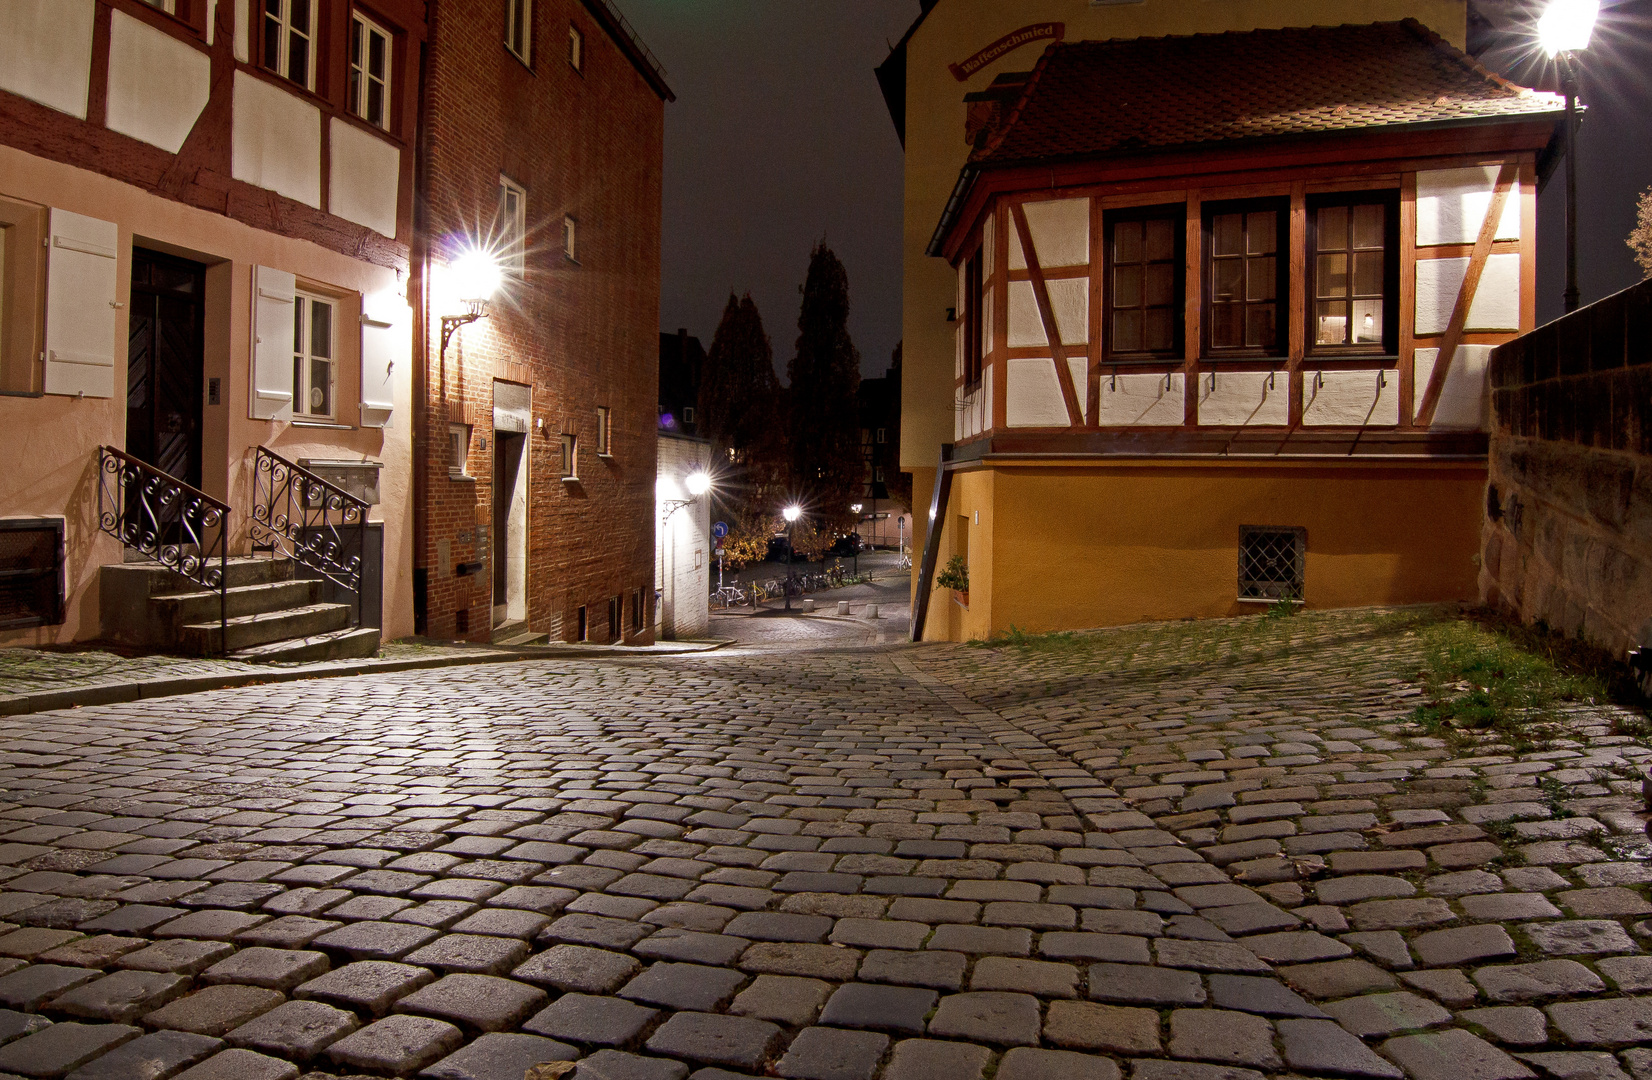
[292,290,337,420]
[568,24,584,71]
[1201,196,1289,361]
[1102,203,1185,365]
[125,0,208,36]
[505,0,533,66]
[498,176,527,276]
[262,0,321,92]
[1306,190,1401,359]
[348,10,393,131]
[562,215,578,262]
[448,423,471,479]
[961,246,984,394]
[0,198,46,396]
[560,432,578,480]
[596,405,612,456]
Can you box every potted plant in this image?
[935,555,969,607]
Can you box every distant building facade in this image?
[856,348,906,547]
[659,328,704,438]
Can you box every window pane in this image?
[351,19,362,67]
[1210,304,1241,349]
[263,1,282,70]
[1145,263,1174,307]
[309,358,331,415]
[1212,259,1242,300]
[349,68,362,113]
[1318,206,1348,249]
[1113,265,1141,308]
[1352,251,1384,297]
[1145,308,1173,353]
[310,300,331,358]
[1316,253,1348,298]
[1246,212,1276,255]
[1144,218,1175,262]
[1112,310,1142,353]
[1245,305,1276,349]
[1114,221,1142,264]
[293,357,303,408]
[1316,302,1348,345]
[1352,300,1383,344]
[291,0,309,32]
[289,32,308,83]
[369,29,386,78]
[1246,256,1276,301]
[1213,213,1243,257]
[368,80,384,125]
[1352,203,1384,249]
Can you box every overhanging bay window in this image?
[1203,198,1287,358]
[1309,192,1399,355]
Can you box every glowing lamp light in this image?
[1538,0,1599,56]
[782,505,802,523]
[685,471,711,497]
[851,503,863,514]
[451,247,503,305]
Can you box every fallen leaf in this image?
[526,1063,577,1080]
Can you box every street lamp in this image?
[782,504,802,612]
[850,503,863,578]
[439,245,503,362]
[1539,0,1599,314]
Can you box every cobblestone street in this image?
[0,609,1644,1080]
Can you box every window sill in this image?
[562,476,580,484]
[505,44,534,71]
[448,472,475,483]
[293,420,356,430]
[597,452,614,460]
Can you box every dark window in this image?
[608,595,621,642]
[505,0,532,63]
[0,519,64,630]
[631,589,644,631]
[1238,526,1305,602]
[263,0,317,90]
[576,604,587,641]
[961,248,984,392]
[1104,206,1183,362]
[1309,193,1399,356]
[1204,199,1287,358]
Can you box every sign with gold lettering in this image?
[949,23,1065,82]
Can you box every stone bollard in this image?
[837,601,850,615]
[801,599,814,613]
[865,603,879,619]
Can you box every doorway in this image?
[492,430,527,627]
[127,250,205,487]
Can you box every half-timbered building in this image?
[910,18,1564,640]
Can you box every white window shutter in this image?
[43,209,119,398]
[251,265,295,420]
[359,310,395,428]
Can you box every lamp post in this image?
[1539,0,1599,315]
[782,504,802,612]
[850,503,863,578]
[438,246,503,364]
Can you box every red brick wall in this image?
[413,0,665,643]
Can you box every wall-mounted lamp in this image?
[439,246,503,360]
[663,470,712,522]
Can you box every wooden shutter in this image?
[359,303,395,429]
[251,265,295,420]
[42,209,118,398]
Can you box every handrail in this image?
[250,446,368,627]
[96,446,229,652]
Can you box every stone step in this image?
[228,625,381,663]
[151,578,322,624]
[495,629,550,646]
[105,556,294,596]
[178,602,351,655]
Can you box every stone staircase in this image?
[491,619,549,646]
[99,557,379,662]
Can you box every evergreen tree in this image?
[697,293,787,518]
[788,244,864,533]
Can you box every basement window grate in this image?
[0,519,65,630]
[1238,525,1305,602]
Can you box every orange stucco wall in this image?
[924,460,1486,641]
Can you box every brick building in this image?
[413,0,672,644]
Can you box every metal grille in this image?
[1238,525,1305,601]
[0,519,65,630]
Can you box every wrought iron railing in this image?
[97,445,228,649]
[250,446,368,626]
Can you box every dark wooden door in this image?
[127,251,205,488]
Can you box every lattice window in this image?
[0,519,64,630]
[1238,525,1305,602]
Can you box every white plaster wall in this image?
[0,0,95,119]
[232,71,322,209]
[1006,358,1075,428]
[1046,278,1088,346]
[1301,369,1399,426]
[1022,197,1090,268]
[329,119,401,238]
[655,436,710,640]
[1008,223,1026,271]
[1416,165,1521,247]
[1007,280,1043,347]
[1415,253,1522,335]
[1415,345,1492,430]
[1097,372,1185,427]
[1197,370,1288,426]
[106,11,211,154]
[956,382,987,440]
[234,0,249,62]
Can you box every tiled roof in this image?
[973,19,1563,167]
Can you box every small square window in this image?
[560,433,578,479]
[596,406,612,456]
[505,0,532,64]
[1238,526,1305,602]
[562,215,577,261]
[568,25,583,70]
[448,424,471,478]
[682,406,695,425]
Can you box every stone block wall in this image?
[1481,276,1652,659]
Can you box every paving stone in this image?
[393,974,545,1033]
[857,949,965,991]
[325,1014,463,1075]
[1037,932,1150,963]
[1461,1007,1551,1046]
[724,975,829,1028]
[773,1027,887,1080]
[200,948,328,992]
[50,970,189,1023]
[828,919,926,950]
[61,1029,222,1080]
[1279,1017,1404,1078]
[170,1047,298,1080]
[925,925,1030,955]
[1517,1050,1634,1080]
[619,964,745,1012]
[818,983,936,1035]
[1413,925,1517,966]
[0,1022,140,1077]
[1317,876,1416,905]
[643,1012,779,1070]
[1342,930,1414,968]
[294,961,436,1016]
[1153,939,1269,973]
[1043,1000,1159,1053]
[118,940,234,975]
[1474,960,1608,1003]
[721,913,830,943]
[1228,930,1349,964]
[1206,974,1326,1018]
[880,1038,992,1080]
[402,934,529,976]
[522,993,656,1047]
[1463,894,1565,921]
[37,937,145,970]
[1089,961,1205,1005]
[0,965,99,1010]
[420,1031,578,1080]
[0,1010,50,1047]
[311,921,440,961]
[1323,990,1452,1036]
[1596,956,1652,991]
[1398,968,1478,1005]
[631,930,747,967]
[997,1046,1120,1080]
[738,942,858,980]
[1526,921,1639,955]
[567,1049,688,1080]
[927,991,1040,1046]
[223,999,359,1061]
[1544,999,1652,1047]
[235,917,339,949]
[1167,1009,1280,1068]
[1345,898,1456,931]
[0,932,84,961]
[1131,1063,1266,1080]
[1425,870,1507,897]
[153,912,268,941]
[1277,959,1396,997]
[512,945,640,993]
[1382,1028,1536,1080]
[142,985,288,1037]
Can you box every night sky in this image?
[621,0,1652,377]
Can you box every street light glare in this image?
[452,247,503,303]
[1538,0,1599,57]
[851,503,863,513]
[783,505,802,522]
[685,471,711,496]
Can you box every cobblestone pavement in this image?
[0,609,1642,1080]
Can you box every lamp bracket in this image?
[439,300,489,356]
